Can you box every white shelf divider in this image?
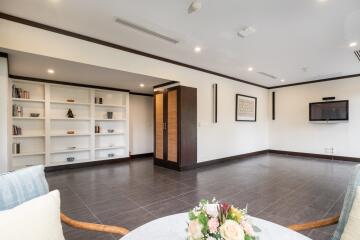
[12,98,45,103]
[51,148,90,154]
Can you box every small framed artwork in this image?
[235,94,257,122]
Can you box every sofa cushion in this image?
[340,187,360,240]
[0,165,49,210]
[0,190,65,240]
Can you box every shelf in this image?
[51,118,90,121]
[95,146,125,150]
[12,152,45,157]
[95,132,125,136]
[95,104,126,108]
[12,117,45,120]
[95,155,124,161]
[51,133,91,137]
[95,119,126,121]
[12,98,45,103]
[13,135,45,138]
[51,101,90,106]
[51,148,90,154]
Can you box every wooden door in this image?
[167,89,178,162]
[155,92,164,159]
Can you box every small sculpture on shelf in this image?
[108,153,115,158]
[107,129,114,133]
[66,157,75,162]
[67,108,75,118]
[67,130,75,135]
[30,113,40,118]
[66,99,75,103]
[107,112,113,119]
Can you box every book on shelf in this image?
[12,143,21,154]
[13,125,22,135]
[12,104,24,117]
[12,85,30,99]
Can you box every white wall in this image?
[0,56,9,173]
[269,76,360,158]
[0,19,270,163]
[129,94,153,155]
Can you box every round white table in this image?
[121,213,311,240]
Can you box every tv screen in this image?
[309,100,349,121]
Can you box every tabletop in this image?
[121,213,312,240]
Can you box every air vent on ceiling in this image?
[257,71,277,80]
[355,50,360,62]
[115,17,179,44]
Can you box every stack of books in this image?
[13,125,22,135]
[12,85,30,99]
[12,104,24,117]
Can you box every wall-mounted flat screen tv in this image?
[309,100,349,121]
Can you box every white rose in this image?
[205,204,219,218]
[219,220,245,240]
[188,220,203,240]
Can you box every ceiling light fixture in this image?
[140,83,145,88]
[248,67,254,72]
[47,69,55,74]
[349,42,358,48]
[188,0,202,14]
[194,46,202,53]
[281,79,285,82]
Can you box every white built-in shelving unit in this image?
[9,79,129,170]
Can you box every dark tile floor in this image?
[46,154,357,240]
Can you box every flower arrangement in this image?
[187,199,260,240]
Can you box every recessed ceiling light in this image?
[248,67,254,72]
[349,42,358,47]
[318,0,328,2]
[194,46,202,53]
[47,69,55,74]
[281,79,285,82]
[140,83,145,88]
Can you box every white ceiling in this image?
[1,0,360,87]
[3,49,170,94]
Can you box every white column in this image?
[0,54,9,173]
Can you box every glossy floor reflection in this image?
[46,154,357,240]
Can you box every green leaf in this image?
[245,235,253,240]
[189,211,197,220]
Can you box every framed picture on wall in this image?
[235,94,257,122]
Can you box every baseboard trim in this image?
[196,150,269,168]
[268,150,360,163]
[130,153,154,159]
[45,157,130,172]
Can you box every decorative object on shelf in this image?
[66,157,75,162]
[107,129,114,133]
[12,104,24,117]
[108,153,115,158]
[30,113,40,118]
[235,94,257,122]
[12,85,30,99]
[13,125,22,136]
[67,130,75,135]
[67,109,75,119]
[187,199,261,240]
[95,125,101,133]
[95,97,103,104]
[107,112,113,119]
[67,147,77,150]
[12,143,21,154]
[66,99,75,103]
[109,144,115,147]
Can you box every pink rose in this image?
[241,221,254,236]
[188,219,203,240]
[208,217,219,234]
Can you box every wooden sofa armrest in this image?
[287,214,340,231]
[61,212,129,236]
